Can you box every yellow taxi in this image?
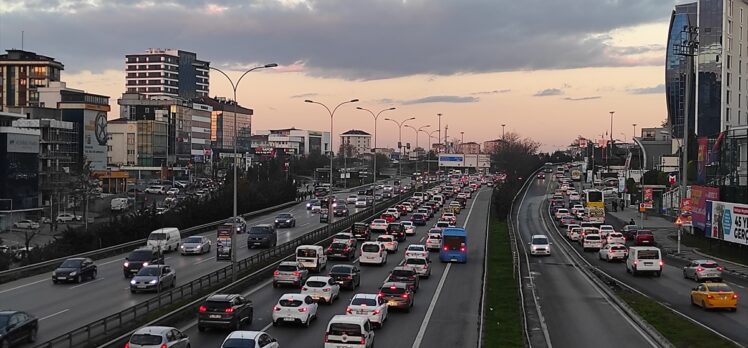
[449,202,462,214]
[690,282,738,311]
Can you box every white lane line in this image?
[261,322,273,332]
[39,308,69,321]
[99,258,127,266]
[412,190,481,348]
[69,277,104,289]
[194,257,214,265]
[0,278,49,295]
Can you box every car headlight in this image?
[123,262,129,267]
[275,220,280,223]
[69,271,77,276]
[52,271,57,276]
[180,245,185,249]
[130,279,137,285]
[142,262,149,267]
[149,279,158,284]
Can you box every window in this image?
[727,107,731,122]
[728,55,732,69]
[729,20,733,35]
[728,72,732,87]
[727,90,731,104]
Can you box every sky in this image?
[0,0,686,152]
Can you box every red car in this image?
[634,230,655,246]
[381,213,397,223]
[396,205,408,216]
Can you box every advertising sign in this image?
[709,201,748,245]
[438,154,464,167]
[216,225,234,261]
[642,187,654,208]
[697,137,708,184]
[705,201,713,237]
[83,110,108,171]
[477,154,491,168]
[678,198,693,227]
[464,154,478,168]
[6,133,39,153]
[691,185,720,230]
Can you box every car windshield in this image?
[532,237,549,245]
[249,226,272,235]
[148,233,167,240]
[128,250,152,261]
[701,263,719,268]
[637,231,653,236]
[377,236,392,242]
[330,266,352,273]
[277,214,291,218]
[297,249,317,257]
[129,334,163,345]
[638,250,660,259]
[60,259,82,268]
[205,300,232,310]
[221,338,256,348]
[277,264,298,272]
[408,246,425,251]
[279,299,304,307]
[329,323,362,336]
[391,269,414,277]
[707,284,733,292]
[306,280,327,288]
[330,243,348,250]
[585,235,600,241]
[351,297,377,306]
[184,237,203,243]
[406,258,427,265]
[428,234,441,239]
[611,245,627,251]
[362,244,380,252]
[380,286,405,295]
[136,267,160,276]
[372,219,386,224]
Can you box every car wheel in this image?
[272,281,278,288]
[91,270,97,280]
[52,279,58,284]
[305,316,311,327]
[130,289,136,294]
[655,271,661,278]
[702,300,707,309]
[75,275,82,284]
[690,296,696,306]
[28,327,37,343]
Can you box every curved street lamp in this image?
[405,124,430,172]
[356,106,396,214]
[384,117,416,177]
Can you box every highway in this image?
[174,186,492,348]
[0,182,399,346]
[515,176,659,347]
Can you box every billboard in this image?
[216,225,234,261]
[709,201,748,245]
[83,110,108,171]
[438,154,490,168]
[691,185,720,230]
[439,154,464,167]
[697,137,708,184]
[6,133,39,153]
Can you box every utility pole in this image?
[501,124,506,140]
[437,113,443,153]
[444,125,449,153]
[609,111,614,172]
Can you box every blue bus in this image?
[439,228,468,263]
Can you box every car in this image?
[272,294,318,327]
[55,212,81,223]
[13,220,39,229]
[598,225,615,238]
[626,246,663,277]
[180,236,211,255]
[332,232,357,248]
[386,266,420,292]
[370,219,388,233]
[537,173,546,179]
[273,213,296,228]
[0,310,38,346]
[380,213,396,223]
[405,244,429,259]
[52,257,97,283]
[301,276,340,304]
[425,231,442,251]
[307,199,321,211]
[166,188,179,195]
[605,232,625,245]
[326,242,357,260]
[622,224,641,240]
[324,315,375,348]
[598,243,628,262]
[377,235,398,253]
[333,203,350,217]
[347,194,359,204]
[220,330,279,348]
[401,221,416,235]
[359,242,387,265]
[690,282,737,311]
[554,208,570,220]
[346,294,388,328]
[129,265,176,293]
[441,212,457,225]
[351,222,371,241]
[634,230,656,246]
[126,326,189,348]
[404,257,431,278]
[449,201,462,214]
[378,282,414,312]
[144,185,167,194]
[411,213,428,226]
[529,235,551,256]
[582,234,603,251]
[320,209,330,223]
[386,223,406,242]
[385,208,401,219]
[683,260,724,282]
[247,224,277,248]
[355,197,369,208]
[417,207,433,219]
[434,221,450,229]
[402,202,414,212]
[123,247,164,278]
[273,261,309,288]
[198,294,254,331]
[328,264,361,290]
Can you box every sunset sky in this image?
[0,0,687,152]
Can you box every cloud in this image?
[470,89,511,95]
[401,95,480,105]
[563,96,602,101]
[290,92,319,99]
[534,88,564,97]
[627,84,666,94]
[1,0,674,79]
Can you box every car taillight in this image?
[324,334,329,342]
[697,267,704,272]
[717,267,724,271]
[361,337,366,344]
[298,307,308,312]
[401,293,409,299]
[273,271,280,276]
[160,344,167,348]
[302,287,308,291]
[443,246,449,251]
[323,288,331,292]
[123,262,129,267]
[225,307,234,313]
[373,309,380,314]
[732,294,738,299]
[274,306,282,311]
[707,295,714,299]
[460,246,466,252]
[659,260,664,267]
[198,305,207,313]
[378,292,384,297]
[124,343,129,348]
[293,271,301,276]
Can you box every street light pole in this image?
[405,125,430,173]
[384,117,416,178]
[460,131,464,153]
[501,124,506,140]
[306,98,359,219]
[437,113,444,152]
[356,107,395,216]
[608,111,615,171]
[197,62,277,282]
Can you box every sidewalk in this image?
[607,208,748,279]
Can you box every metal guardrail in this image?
[35,183,433,348]
[0,200,299,284]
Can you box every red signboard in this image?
[691,185,720,230]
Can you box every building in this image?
[666,3,697,139]
[254,128,331,156]
[107,118,137,166]
[190,101,213,164]
[0,118,40,215]
[459,141,481,154]
[194,96,253,153]
[0,49,64,110]
[340,129,371,157]
[125,48,209,99]
[632,128,673,170]
[483,139,503,154]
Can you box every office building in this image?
[125,48,209,99]
[107,119,137,166]
[0,115,40,215]
[459,141,481,154]
[666,2,697,139]
[0,49,64,110]
[340,129,371,157]
[194,96,253,153]
[254,128,331,156]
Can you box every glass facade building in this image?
[666,3,697,139]
[697,0,725,137]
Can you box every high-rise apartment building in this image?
[125,49,209,99]
[0,49,64,110]
[340,129,371,156]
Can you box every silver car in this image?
[683,260,723,282]
[127,326,189,348]
[180,236,211,255]
[130,265,176,293]
[273,261,309,288]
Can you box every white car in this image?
[301,276,340,304]
[272,293,318,327]
[554,208,570,220]
[401,221,416,235]
[567,227,582,241]
[582,234,603,251]
[404,244,429,259]
[355,198,368,208]
[599,243,629,262]
[385,208,400,219]
[569,193,581,201]
[376,235,398,253]
[425,232,442,251]
[347,195,359,204]
[13,220,40,229]
[571,205,585,215]
[56,213,81,223]
[369,219,389,233]
[598,225,615,238]
[404,257,431,278]
[166,188,179,195]
[606,232,626,245]
[359,242,387,265]
[434,221,450,229]
[346,294,388,328]
[529,235,551,256]
[220,331,279,348]
[402,202,414,212]
[311,202,323,213]
[144,185,166,194]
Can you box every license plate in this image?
[209,314,221,319]
[253,242,261,245]
[451,258,458,262]
[137,285,147,289]
[388,300,397,306]
[336,280,345,284]
[56,277,66,280]
[284,317,295,321]
[644,262,653,266]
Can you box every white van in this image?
[324,315,375,348]
[146,227,181,252]
[359,242,387,265]
[111,198,129,211]
[296,245,327,272]
[626,246,663,277]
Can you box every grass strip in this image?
[483,215,523,347]
[617,290,738,348]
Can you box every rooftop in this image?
[341,129,371,136]
[0,49,64,69]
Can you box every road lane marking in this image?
[99,258,127,266]
[40,308,69,321]
[0,278,49,295]
[69,277,104,289]
[412,189,481,348]
[194,257,214,265]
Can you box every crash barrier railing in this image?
[35,183,435,348]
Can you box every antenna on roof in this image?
[21,30,23,50]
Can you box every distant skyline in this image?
[0,0,681,152]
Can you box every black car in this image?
[198,294,253,331]
[328,264,361,290]
[0,310,38,346]
[333,203,350,217]
[386,266,420,292]
[247,224,277,248]
[52,257,97,284]
[274,213,296,228]
[306,199,320,210]
[351,222,371,241]
[386,223,406,242]
[123,247,164,278]
[326,242,356,260]
[378,282,414,312]
[411,213,427,226]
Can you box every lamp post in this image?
[405,124,430,173]
[305,98,359,218]
[356,106,395,215]
[384,117,416,178]
[196,62,276,282]
[501,124,506,140]
[437,113,444,152]
[608,111,615,171]
[460,131,464,153]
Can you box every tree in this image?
[375,154,390,175]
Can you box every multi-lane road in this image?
[0,182,404,345]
